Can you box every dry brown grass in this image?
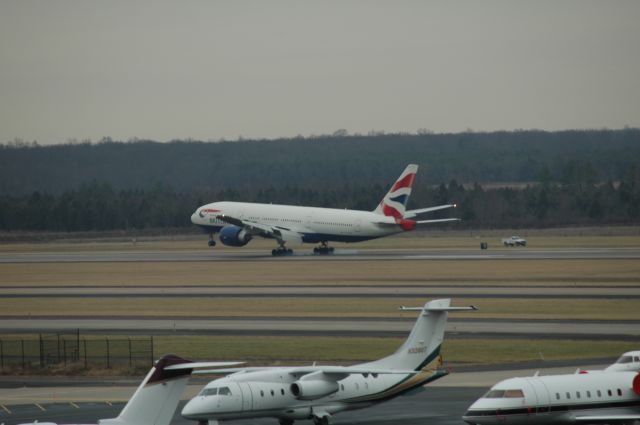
[1,258,638,286]
[2,296,638,320]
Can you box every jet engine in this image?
[290,380,338,400]
[219,225,252,247]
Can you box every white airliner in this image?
[181,298,476,425]
[17,355,240,425]
[463,352,640,425]
[190,164,458,255]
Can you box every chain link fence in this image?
[0,332,154,371]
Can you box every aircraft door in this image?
[530,378,551,416]
[354,219,361,233]
[238,382,253,412]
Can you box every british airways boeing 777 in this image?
[190,164,458,255]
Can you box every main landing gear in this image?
[272,247,293,256]
[208,234,216,247]
[313,242,334,255]
[272,240,293,256]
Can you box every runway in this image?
[1,316,639,340]
[2,247,640,263]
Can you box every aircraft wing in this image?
[404,204,456,218]
[287,366,418,381]
[165,361,244,370]
[575,415,640,422]
[216,214,303,243]
[193,365,417,380]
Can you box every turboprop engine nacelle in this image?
[290,380,339,400]
[219,225,252,247]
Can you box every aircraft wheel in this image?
[313,247,319,254]
[287,248,293,255]
[279,419,294,425]
[208,240,216,247]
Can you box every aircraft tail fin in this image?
[364,299,476,371]
[99,354,195,425]
[373,164,418,219]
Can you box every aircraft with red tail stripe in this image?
[191,164,458,255]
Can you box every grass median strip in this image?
[2,296,639,320]
[1,259,639,286]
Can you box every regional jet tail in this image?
[191,164,459,256]
[17,355,242,425]
[181,299,476,425]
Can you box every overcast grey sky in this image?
[1,1,639,144]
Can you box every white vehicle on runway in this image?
[17,355,240,425]
[191,164,459,255]
[502,236,527,247]
[463,353,640,425]
[181,299,476,425]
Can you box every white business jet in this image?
[16,355,241,425]
[463,352,640,425]
[181,298,476,425]
[190,164,458,255]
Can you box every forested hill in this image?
[2,129,639,196]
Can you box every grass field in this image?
[1,296,639,320]
[1,259,639,286]
[1,233,639,374]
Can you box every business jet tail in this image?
[373,164,418,219]
[98,354,195,425]
[363,299,476,371]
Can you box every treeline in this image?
[1,164,638,231]
[1,129,639,196]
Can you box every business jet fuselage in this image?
[191,164,458,255]
[182,299,476,425]
[464,366,640,425]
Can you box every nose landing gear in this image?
[208,234,216,247]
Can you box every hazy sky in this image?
[1,1,639,144]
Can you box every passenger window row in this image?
[556,388,623,400]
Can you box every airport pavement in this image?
[0,389,484,425]
[1,317,638,340]
[0,363,610,425]
[2,247,640,263]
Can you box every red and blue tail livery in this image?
[374,164,418,219]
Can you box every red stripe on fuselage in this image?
[391,173,416,192]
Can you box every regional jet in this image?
[191,164,458,255]
[463,354,640,425]
[17,355,241,425]
[181,298,476,425]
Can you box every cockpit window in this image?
[218,387,232,396]
[484,389,524,398]
[616,356,633,364]
[200,388,218,396]
[484,390,505,398]
[504,389,525,398]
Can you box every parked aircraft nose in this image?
[181,397,205,420]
